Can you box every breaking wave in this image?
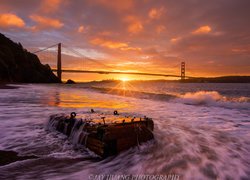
[90,87,250,109]
[173,91,250,109]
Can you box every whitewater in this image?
[0,82,249,179]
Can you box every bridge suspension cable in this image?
[32,43,58,54]
[62,43,112,69]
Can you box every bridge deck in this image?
[51,69,187,78]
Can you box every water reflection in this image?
[47,87,130,109]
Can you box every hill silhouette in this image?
[0,33,60,83]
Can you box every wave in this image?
[173,91,250,108]
[90,87,250,109]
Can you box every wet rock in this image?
[0,150,38,166]
[65,79,76,84]
[0,33,61,83]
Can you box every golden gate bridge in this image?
[33,43,187,81]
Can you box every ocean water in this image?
[0,82,249,180]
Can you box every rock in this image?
[0,33,61,83]
[0,150,38,166]
[49,112,154,157]
[65,79,76,84]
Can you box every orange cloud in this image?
[156,25,166,33]
[128,22,143,34]
[115,61,151,67]
[171,37,182,43]
[231,48,249,53]
[78,25,84,33]
[40,0,62,13]
[90,38,141,51]
[124,16,143,34]
[91,38,127,49]
[148,7,165,20]
[30,15,64,30]
[0,13,25,28]
[120,47,141,51]
[192,25,212,34]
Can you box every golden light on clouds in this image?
[171,37,182,43]
[91,38,128,49]
[192,25,212,34]
[128,21,143,34]
[231,48,248,53]
[118,61,151,66]
[30,15,64,29]
[120,47,141,51]
[148,7,165,20]
[156,25,166,33]
[0,13,25,28]
[78,25,85,33]
[124,16,143,34]
[90,38,141,51]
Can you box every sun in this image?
[120,77,130,82]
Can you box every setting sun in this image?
[120,77,130,82]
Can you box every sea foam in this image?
[173,91,250,109]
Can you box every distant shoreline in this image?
[1,76,250,85]
[74,76,250,83]
[179,76,250,83]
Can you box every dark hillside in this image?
[0,33,60,83]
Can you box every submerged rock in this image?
[48,112,154,157]
[0,150,38,166]
[0,33,61,83]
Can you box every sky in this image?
[0,0,250,81]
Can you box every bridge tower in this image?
[181,61,185,80]
[57,43,62,81]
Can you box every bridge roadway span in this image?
[51,69,191,78]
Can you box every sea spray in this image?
[173,91,250,109]
[178,91,224,104]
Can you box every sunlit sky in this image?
[0,0,250,81]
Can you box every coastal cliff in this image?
[0,33,61,83]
